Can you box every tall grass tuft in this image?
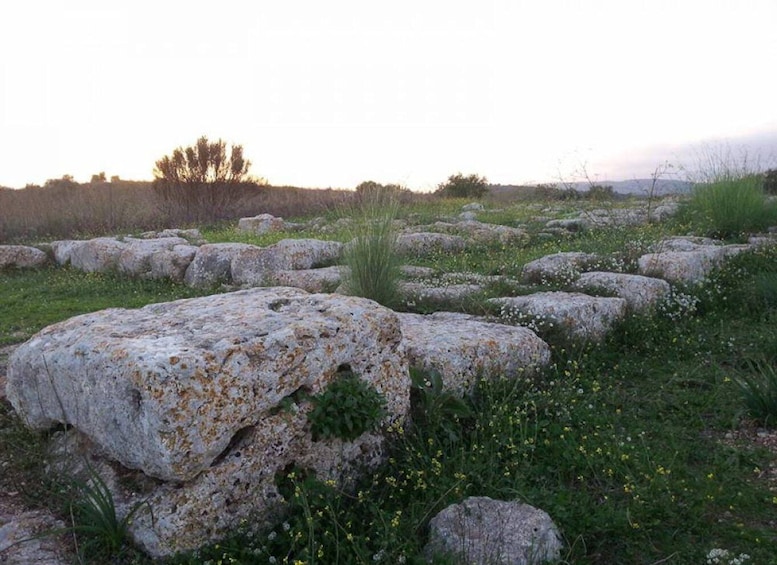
[678,175,777,238]
[736,359,777,427]
[341,186,402,308]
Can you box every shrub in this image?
[152,135,265,224]
[677,175,777,238]
[435,173,488,199]
[341,186,402,308]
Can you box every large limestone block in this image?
[0,245,49,270]
[399,312,550,395]
[117,237,193,279]
[50,237,126,272]
[231,239,343,286]
[491,291,626,342]
[638,248,725,284]
[395,232,466,256]
[183,242,257,288]
[267,266,347,293]
[425,497,562,565]
[148,245,199,282]
[455,220,527,245]
[399,282,484,307]
[521,252,601,285]
[7,287,410,484]
[572,271,671,312]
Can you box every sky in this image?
[1,0,776,191]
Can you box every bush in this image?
[435,173,488,199]
[152,135,264,224]
[677,175,777,238]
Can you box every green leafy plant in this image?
[341,185,403,308]
[736,359,777,427]
[309,370,387,441]
[410,368,474,443]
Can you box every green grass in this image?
[1,198,777,564]
[677,175,777,239]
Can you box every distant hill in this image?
[490,179,693,197]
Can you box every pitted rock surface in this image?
[50,237,126,272]
[425,496,562,565]
[395,232,466,256]
[638,248,724,284]
[0,246,49,270]
[572,271,671,312]
[117,237,194,279]
[7,287,410,483]
[231,239,343,286]
[268,266,347,293]
[183,242,257,288]
[399,312,550,395]
[491,291,627,342]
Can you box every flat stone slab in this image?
[267,266,346,293]
[7,287,409,483]
[395,232,467,256]
[399,312,550,395]
[184,242,257,288]
[638,245,750,284]
[521,252,601,284]
[232,239,343,286]
[572,271,671,312]
[399,282,484,306]
[491,291,627,342]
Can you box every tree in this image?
[435,173,488,199]
[152,136,257,223]
[90,172,107,183]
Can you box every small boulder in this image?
[572,271,671,312]
[0,245,49,270]
[461,202,485,212]
[491,291,626,342]
[237,213,286,235]
[399,312,550,395]
[400,282,484,307]
[638,248,724,284]
[425,496,562,565]
[521,252,601,285]
[395,233,467,257]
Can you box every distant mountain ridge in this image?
[490,179,693,197]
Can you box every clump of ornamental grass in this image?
[341,186,403,308]
[677,174,777,239]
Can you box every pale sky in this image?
[1,0,776,191]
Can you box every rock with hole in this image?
[7,287,410,557]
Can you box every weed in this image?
[309,370,387,442]
[736,359,777,428]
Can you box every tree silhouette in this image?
[153,136,257,223]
